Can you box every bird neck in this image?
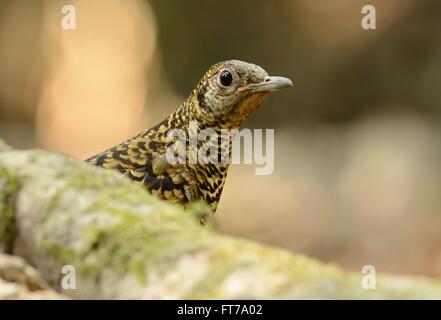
[170,98,222,131]
[164,101,234,166]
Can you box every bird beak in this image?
[237,76,293,93]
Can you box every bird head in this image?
[190,60,293,129]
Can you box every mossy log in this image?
[1,140,441,299]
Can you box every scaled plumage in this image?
[86,60,292,212]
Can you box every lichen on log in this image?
[1,140,441,299]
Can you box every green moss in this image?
[72,210,211,283]
[0,164,20,249]
[30,160,214,283]
[46,245,78,264]
[186,255,237,299]
[3,146,441,298]
[0,140,11,152]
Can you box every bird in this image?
[86,60,292,213]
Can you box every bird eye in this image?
[219,70,233,86]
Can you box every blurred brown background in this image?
[1,0,440,277]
